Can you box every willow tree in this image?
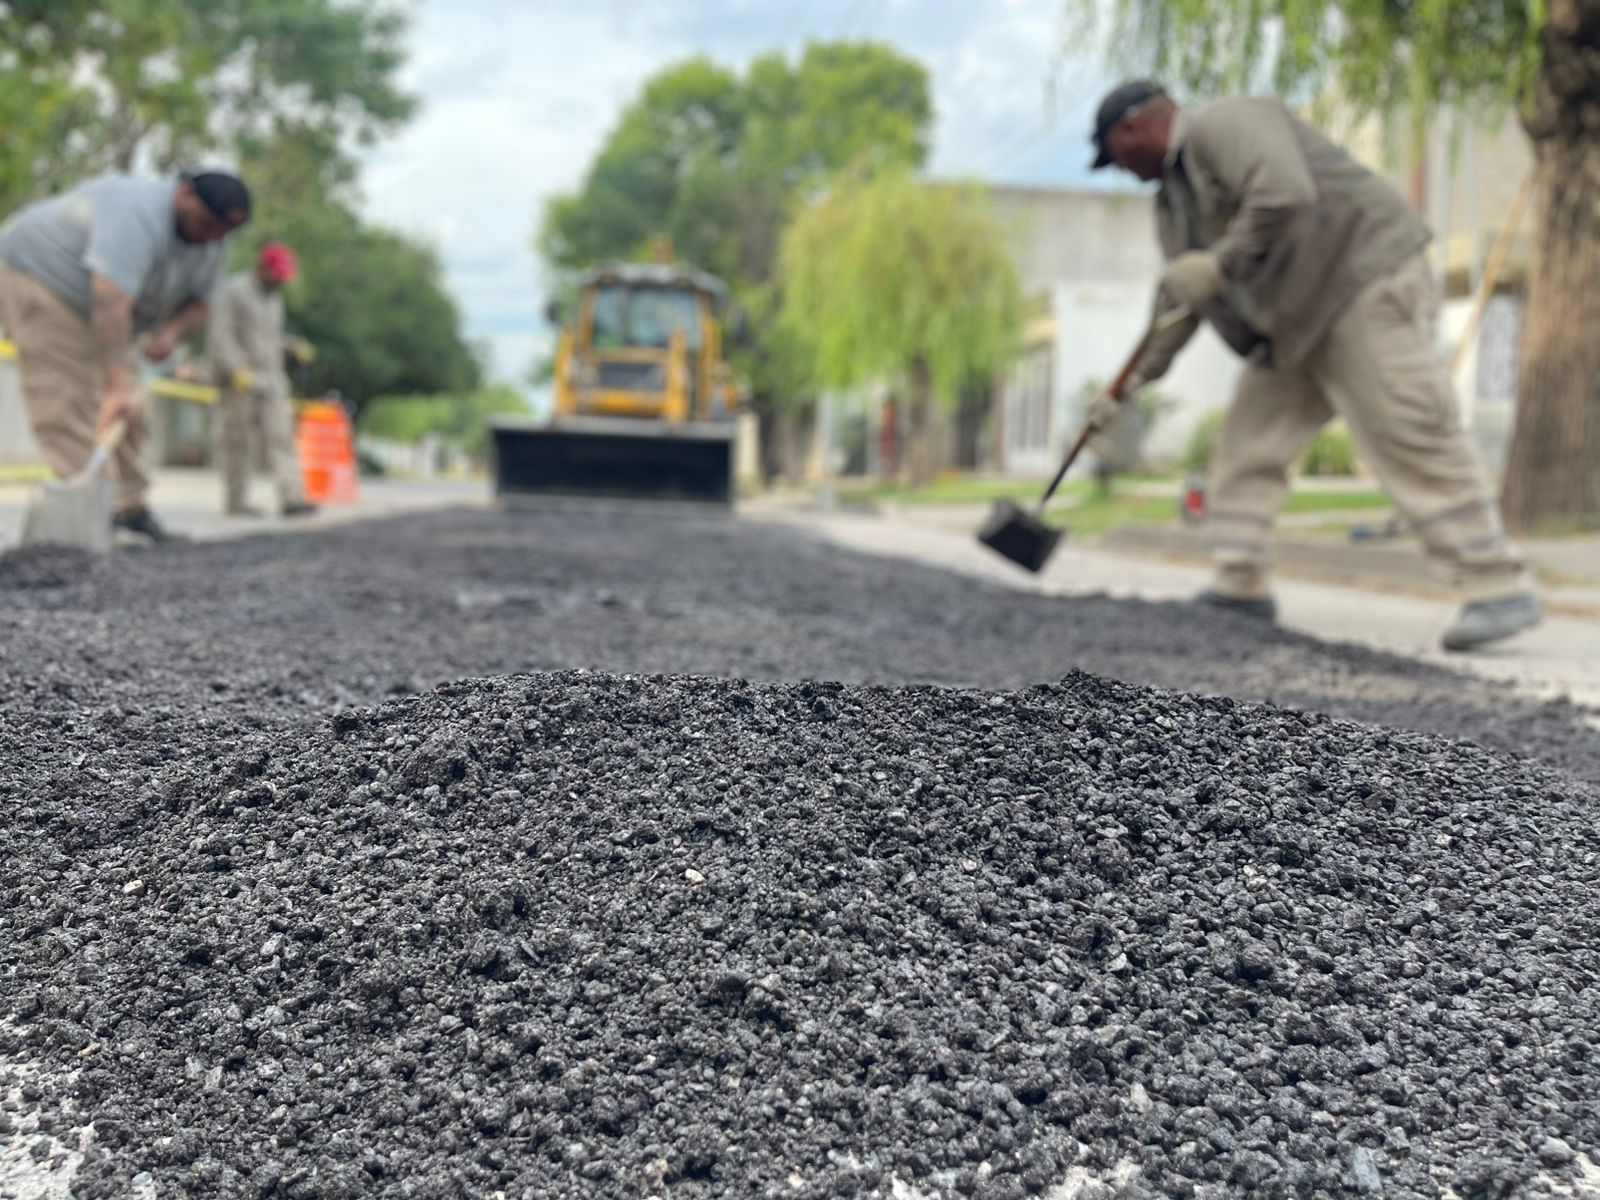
[1077,0,1600,531]
[778,170,1021,485]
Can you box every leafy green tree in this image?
[2,0,412,179]
[1077,0,1600,531]
[537,42,932,478]
[360,385,529,463]
[539,43,929,281]
[0,15,100,211]
[778,170,1021,485]
[234,127,481,416]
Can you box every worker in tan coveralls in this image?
[1087,82,1540,652]
[0,171,249,542]
[209,242,317,518]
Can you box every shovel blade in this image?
[20,475,115,553]
[978,498,1064,573]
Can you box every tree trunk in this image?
[953,382,988,470]
[1502,0,1600,531]
[906,358,935,487]
[764,404,813,485]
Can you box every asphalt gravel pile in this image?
[5,670,1599,1198]
[4,508,1600,1198]
[0,543,96,590]
[0,508,1597,781]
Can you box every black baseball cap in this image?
[1090,80,1167,170]
[181,171,252,224]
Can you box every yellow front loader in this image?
[490,261,742,505]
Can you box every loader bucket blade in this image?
[490,417,735,506]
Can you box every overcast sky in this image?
[356,0,1125,389]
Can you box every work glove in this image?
[230,367,255,392]
[1159,251,1225,309]
[1087,388,1126,432]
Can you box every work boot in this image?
[226,504,265,518]
[1194,589,1277,622]
[113,506,185,544]
[1441,591,1542,652]
[281,500,319,519]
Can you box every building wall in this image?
[1326,100,1531,471]
[983,185,1241,476]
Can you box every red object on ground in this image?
[297,401,358,504]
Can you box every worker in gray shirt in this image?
[0,171,250,542]
[1087,82,1539,652]
[208,242,317,518]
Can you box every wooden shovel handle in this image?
[1034,304,1190,512]
[77,416,128,482]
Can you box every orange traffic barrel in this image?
[297,401,358,504]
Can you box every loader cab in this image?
[553,263,739,425]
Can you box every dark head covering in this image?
[1090,81,1167,170]
[182,171,252,223]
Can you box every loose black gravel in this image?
[0,543,97,590]
[3,508,1599,1198]
[1,508,1596,781]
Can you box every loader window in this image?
[590,287,629,350]
[587,285,704,352]
[630,288,702,351]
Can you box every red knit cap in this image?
[258,242,298,283]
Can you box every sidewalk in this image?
[1100,523,1600,619]
[0,467,489,546]
[755,504,1600,709]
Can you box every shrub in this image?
[1182,409,1225,472]
[1300,422,1360,476]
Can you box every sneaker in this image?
[1195,589,1277,621]
[113,506,185,544]
[1441,591,1542,652]
[280,500,319,519]
[226,504,266,518]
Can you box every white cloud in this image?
[355,0,1111,386]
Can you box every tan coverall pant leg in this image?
[0,266,148,509]
[1206,253,1525,602]
[219,381,305,511]
[216,383,255,512]
[1306,253,1526,601]
[259,381,305,507]
[1206,363,1331,599]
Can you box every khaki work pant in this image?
[217,381,304,513]
[1206,254,1525,603]
[0,265,148,509]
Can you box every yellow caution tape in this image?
[3,340,318,412]
[148,377,221,405]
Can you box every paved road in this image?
[758,506,1600,710]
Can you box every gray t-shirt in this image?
[0,175,227,334]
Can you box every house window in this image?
[1007,345,1053,460]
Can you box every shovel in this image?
[978,306,1190,573]
[19,418,126,553]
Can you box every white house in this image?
[983,183,1241,476]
